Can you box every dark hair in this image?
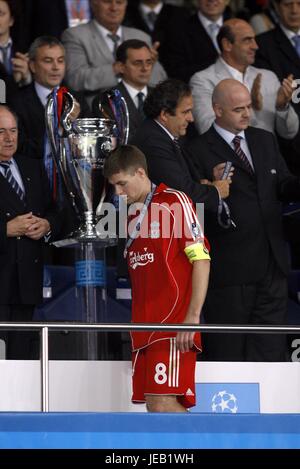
[0,0,19,18]
[28,36,65,61]
[144,79,191,119]
[0,104,18,125]
[116,39,151,63]
[217,24,235,52]
[103,145,148,179]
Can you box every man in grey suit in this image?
[190,18,298,138]
[62,0,166,103]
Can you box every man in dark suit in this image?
[123,0,190,71]
[92,39,153,143]
[187,78,300,362]
[133,78,230,213]
[164,0,231,82]
[27,0,92,43]
[255,0,300,175]
[0,104,62,359]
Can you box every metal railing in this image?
[1,321,300,412]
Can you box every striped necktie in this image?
[232,136,254,174]
[0,44,11,74]
[0,160,25,201]
[107,33,120,59]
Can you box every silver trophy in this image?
[45,88,129,246]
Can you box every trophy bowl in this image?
[45,89,129,246]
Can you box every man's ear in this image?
[136,167,147,178]
[159,108,170,126]
[213,103,223,118]
[115,60,125,75]
[29,60,35,74]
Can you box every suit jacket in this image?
[190,57,299,138]
[255,25,300,85]
[163,13,221,82]
[187,126,300,287]
[124,4,190,71]
[27,0,70,42]
[92,81,150,143]
[61,20,167,96]
[0,154,62,305]
[132,118,219,213]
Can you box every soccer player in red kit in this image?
[104,144,210,413]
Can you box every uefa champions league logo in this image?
[211,390,238,413]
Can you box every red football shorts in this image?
[132,337,197,408]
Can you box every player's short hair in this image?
[103,144,148,179]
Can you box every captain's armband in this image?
[184,242,210,263]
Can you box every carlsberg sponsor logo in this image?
[129,249,154,269]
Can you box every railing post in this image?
[40,326,49,412]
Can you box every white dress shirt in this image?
[122,81,148,108]
[94,21,122,55]
[34,81,53,107]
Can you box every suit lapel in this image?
[90,20,113,62]
[14,155,34,208]
[0,158,28,210]
[274,26,300,68]
[117,82,140,127]
[207,127,256,177]
[206,127,244,169]
[244,128,265,183]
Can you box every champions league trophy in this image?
[45,87,129,359]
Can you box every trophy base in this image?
[52,230,118,248]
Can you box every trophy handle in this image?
[98,88,130,145]
[61,91,75,134]
[120,95,129,145]
[45,89,81,217]
[45,94,59,160]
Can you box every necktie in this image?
[292,35,300,58]
[0,161,25,202]
[208,22,220,51]
[232,136,254,174]
[136,91,145,117]
[107,33,120,59]
[147,11,157,30]
[0,44,11,74]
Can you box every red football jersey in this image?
[127,183,207,351]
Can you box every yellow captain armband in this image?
[184,242,210,263]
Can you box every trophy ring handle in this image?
[61,91,75,134]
